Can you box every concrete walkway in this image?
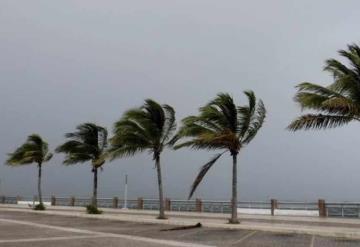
[1,204,360,240]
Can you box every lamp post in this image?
[123,174,128,209]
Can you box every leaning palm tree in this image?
[288,44,360,131]
[109,99,176,219]
[6,134,53,207]
[173,92,266,224]
[56,123,107,209]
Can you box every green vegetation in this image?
[109,99,177,219]
[86,204,103,214]
[173,92,266,224]
[288,44,360,131]
[6,134,53,208]
[34,203,46,211]
[56,123,108,213]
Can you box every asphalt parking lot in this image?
[0,210,360,247]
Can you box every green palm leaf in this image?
[289,43,360,131]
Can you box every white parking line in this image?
[0,218,215,247]
[0,235,107,243]
[310,235,315,247]
[177,228,204,238]
[228,231,257,246]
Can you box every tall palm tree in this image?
[173,92,266,224]
[56,123,107,208]
[288,44,360,131]
[109,99,176,219]
[6,134,53,206]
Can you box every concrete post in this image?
[51,196,56,206]
[165,198,171,211]
[112,197,118,208]
[137,197,144,210]
[196,198,202,212]
[271,199,278,216]
[318,199,327,217]
[70,196,75,207]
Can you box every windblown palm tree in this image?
[173,92,266,224]
[56,123,107,208]
[288,44,360,131]
[109,99,176,219]
[6,134,53,206]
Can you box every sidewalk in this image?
[1,204,360,240]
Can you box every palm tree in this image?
[288,44,360,131]
[56,123,107,208]
[173,92,266,224]
[6,134,53,206]
[109,99,176,219]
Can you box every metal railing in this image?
[277,201,318,210]
[326,203,360,218]
[171,200,196,212]
[4,195,360,219]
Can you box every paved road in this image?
[0,210,359,247]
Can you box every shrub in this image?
[34,203,46,211]
[86,204,102,214]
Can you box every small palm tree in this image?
[56,123,107,208]
[6,134,53,206]
[288,44,360,131]
[109,99,176,219]
[173,92,266,223]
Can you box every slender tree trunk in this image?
[38,163,43,205]
[155,155,166,219]
[92,167,98,207]
[229,153,239,224]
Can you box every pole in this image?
[123,174,128,209]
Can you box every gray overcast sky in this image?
[1,0,360,202]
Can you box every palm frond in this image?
[57,123,108,167]
[242,100,266,144]
[161,104,177,145]
[287,114,354,131]
[290,44,360,131]
[44,153,53,162]
[109,99,176,160]
[6,134,51,166]
[188,152,225,199]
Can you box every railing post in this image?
[271,199,278,216]
[70,196,75,207]
[137,197,144,210]
[51,195,56,206]
[1,196,5,204]
[112,197,118,208]
[196,198,202,212]
[318,199,326,217]
[165,198,171,211]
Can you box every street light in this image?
[123,174,128,209]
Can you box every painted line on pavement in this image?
[228,231,257,246]
[310,235,315,247]
[0,218,215,247]
[0,235,107,243]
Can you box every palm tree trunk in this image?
[155,155,166,219]
[38,163,43,205]
[92,167,98,207]
[229,153,239,224]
